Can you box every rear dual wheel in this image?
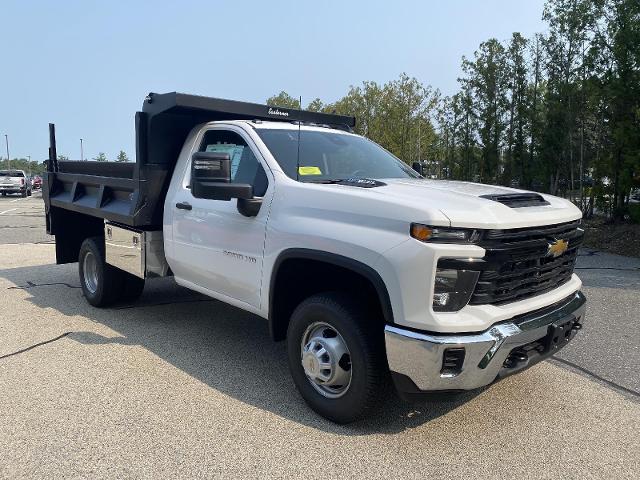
[79,237,145,307]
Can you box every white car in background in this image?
[0,170,32,197]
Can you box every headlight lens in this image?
[411,223,480,243]
[433,268,480,312]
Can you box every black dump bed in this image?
[44,92,355,230]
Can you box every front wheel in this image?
[287,292,387,423]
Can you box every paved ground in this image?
[558,249,640,395]
[0,192,51,245]
[1,192,639,479]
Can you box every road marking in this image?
[0,208,17,215]
[7,193,39,203]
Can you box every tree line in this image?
[267,0,639,220]
[1,150,130,175]
[68,151,130,162]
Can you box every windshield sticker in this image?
[298,166,322,176]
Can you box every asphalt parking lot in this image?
[1,191,639,478]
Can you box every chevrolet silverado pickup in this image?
[43,92,586,423]
[0,170,32,197]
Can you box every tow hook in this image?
[503,349,530,369]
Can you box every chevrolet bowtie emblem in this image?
[547,238,569,258]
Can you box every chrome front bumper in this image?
[385,291,586,393]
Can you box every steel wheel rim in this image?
[83,251,99,294]
[300,321,352,398]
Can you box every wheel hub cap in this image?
[301,322,352,398]
[83,251,99,294]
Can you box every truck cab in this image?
[43,93,586,423]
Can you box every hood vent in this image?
[480,193,550,208]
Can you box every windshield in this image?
[0,171,24,177]
[256,129,419,182]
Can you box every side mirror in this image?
[191,152,253,201]
[412,161,422,175]
[237,198,262,217]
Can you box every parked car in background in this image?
[0,170,32,197]
[32,175,43,190]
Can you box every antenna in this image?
[296,96,302,181]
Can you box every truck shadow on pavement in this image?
[2,263,483,434]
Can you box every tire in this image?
[287,292,387,423]
[27,189,32,197]
[21,189,27,198]
[78,236,124,307]
[1,192,5,197]
[120,273,145,302]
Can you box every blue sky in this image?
[1,0,546,162]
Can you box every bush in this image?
[628,204,640,224]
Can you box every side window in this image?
[196,130,268,197]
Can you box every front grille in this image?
[470,220,583,305]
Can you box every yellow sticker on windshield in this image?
[298,166,322,175]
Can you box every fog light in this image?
[432,268,479,312]
[433,292,450,307]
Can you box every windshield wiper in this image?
[305,179,344,184]
[305,178,386,188]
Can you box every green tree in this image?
[306,98,325,112]
[590,0,640,217]
[268,75,439,166]
[331,80,385,140]
[461,39,509,183]
[266,91,301,109]
[435,95,457,178]
[116,150,129,162]
[380,73,438,164]
[527,33,545,190]
[504,33,530,186]
[331,75,438,164]
[540,0,596,194]
[0,157,46,175]
[93,152,108,162]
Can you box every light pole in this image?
[4,134,9,170]
[27,155,31,176]
[80,138,84,161]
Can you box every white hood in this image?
[373,178,582,229]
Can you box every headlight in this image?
[432,268,480,312]
[411,223,480,243]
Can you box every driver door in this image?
[171,127,271,308]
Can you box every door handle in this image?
[175,201,192,211]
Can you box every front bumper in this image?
[385,291,586,395]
